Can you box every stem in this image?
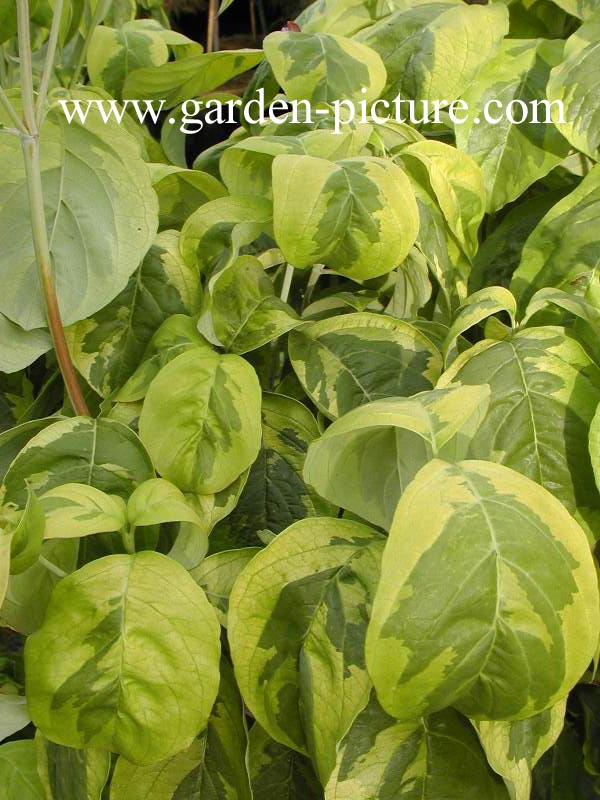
[39,556,67,578]
[206,0,218,52]
[302,264,322,311]
[122,525,136,555]
[280,264,294,304]
[0,86,27,133]
[36,0,64,126]
[17,0,89,416]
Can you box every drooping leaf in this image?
[138,348,262,494]
[211,393,336,550]
[0,315,51,374]
[8,487,45,574]
[438,326,600,535]
[0,92,158,331]
[263,31,386,104]
[289,312,442,419]
[229,517,384,782]
[35,733,111,800]
[25,551,221,764]
[474,701,567,800]
[66,230,198,398]
[455,39,570,214]
[272,155,419,280]
[110,659,252,800]
[325,695,510,800]
[366,459,600,722]
[304,384,490,530]
[357,1,508,104]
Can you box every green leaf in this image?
[455,39,570,214]
[25,551,221,764]
[0,417,59,484]
[325,696,510,800]
[199,256,300,353]
[126,478,202,528]
[438,326,600,534]
[0,315,51,374]
[3,416,155,508]
[192,547,260,626]
[210,393,336,550]
[249,723,323,800]
[442,286,517,364]
[35,733,111,800]
[138,348,262,494]
[510,165,600,312]
[289,312,442,420]
[474,701,567,800]
[546,0,598,19]
[263,31,386,104]
[39,483,127,540]
[0,740,45,799]
[123,49,263,108]
[366,459,600,722]
[87,20,170,100]
[8,487,45,573]
[229,517,384,782]
[0,528,11,611]
[0,694,30,742]
[110,659,252,800]
[358,1,508,104]
[66,231,198,398]
[150,164,227,230]
[0,93,158,331]
[272,155,419,280]
[304,384,490,530]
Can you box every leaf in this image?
[0,417,59,484]
[110,659,252,800]
[192,547,260,626]
[0,740,45,799]
[138,348,262,494]
[123,49,264,108]
[199,256,300,353]
[366,458,600,722]
[325,696,510,800]
[150,164,227,230]
[210,393,336,550]
[358,1,508,104]
[87,20,169,100]
[0,694,30,742]
[0,314,51,374]
[3,416,155,508]
[8,487,45,573]
[304,384,491,530]
[66,230,198,398]
[0,93,158,331]
[510,165,600,312]
[289,312,442,420]
[474,701,567,800]
[25,551,221,764]
[249,723,323,800]
[263,31,386,104]
[229,517,384,782]
[39,483,127,539]
[547,0,598,20]
[272,155,419,281]
[0,529,11,612]
[35,733,111,800]
[442,286,517,364]
[438,326,600,533]
[126,478,202,528]
[455,39,570,214]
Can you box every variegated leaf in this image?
[289,312,442,419]
[25,551,221,764]
[442,286,517,364]
[263,31,386,104]
[325,695,510,800]
[36,733,111,800]
[358,1,508,104]
[110,659,252,800]
[3,416,154,510]
[249,723,323,800]
[304,384,490,529]
[192,547,260,626]
[510,165,600,312]
[455,39,569,213]
[66,231,198,398]
[366,459,600,722]
[273,155,419,280]
[0,740,45,799]
[210,393,336,550]
[228,517,384,783]
[474,701,567,800]
[126,478,202,529]
[438,326,600,536]
[138,349,262,494]
[39,483,127,540]
[150,165,227,230]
